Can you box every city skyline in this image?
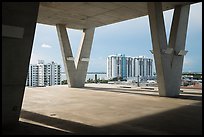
[30,2,202,73]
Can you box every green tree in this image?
[61,80,67,85]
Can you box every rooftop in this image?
[3,84,202,135]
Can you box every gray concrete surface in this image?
[57,25,95,88]
[148,3,190,97]
[3,84,202,135]
[38,2,194,29]
[2,2,200,130]
[2,2,39,127]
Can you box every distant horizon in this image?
[30,56,202,74]
[29,57,202,74]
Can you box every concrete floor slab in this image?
[3,84,202,135]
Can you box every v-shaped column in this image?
[56,24,95,88]
[148,2,190,97]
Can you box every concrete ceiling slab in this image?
[37,2,194,30]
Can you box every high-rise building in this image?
[26,60,61,87]
[107,54,127,80]
[107,55,153,80]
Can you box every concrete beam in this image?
[56,25,95,88]
[2,2,39,127]
[148,2,190,97]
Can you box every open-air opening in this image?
[2,2,201,135]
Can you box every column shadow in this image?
[84,86,202,101]
[17,101,202,135]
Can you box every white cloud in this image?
[41,43,52,48]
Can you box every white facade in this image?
[132,56,153,78]
[126,56,132,78]
[38,62,44,86]
[107,55,153,80]
[107,54,127,80]
[27,65,38,87]
[26,60,61,87]
[107,55,118,79]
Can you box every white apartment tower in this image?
[26,60,61,87]
[107,54,127,80]
[107,55,153,80]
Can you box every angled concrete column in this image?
[56,24,95,88]
[168,5,190,95]
[56,24,77,87]
[2,2,39,127]
[148,2,190,97]
[74,28,95,87]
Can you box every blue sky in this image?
[30,2,202,73]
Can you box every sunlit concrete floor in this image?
[3,84,202,135]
